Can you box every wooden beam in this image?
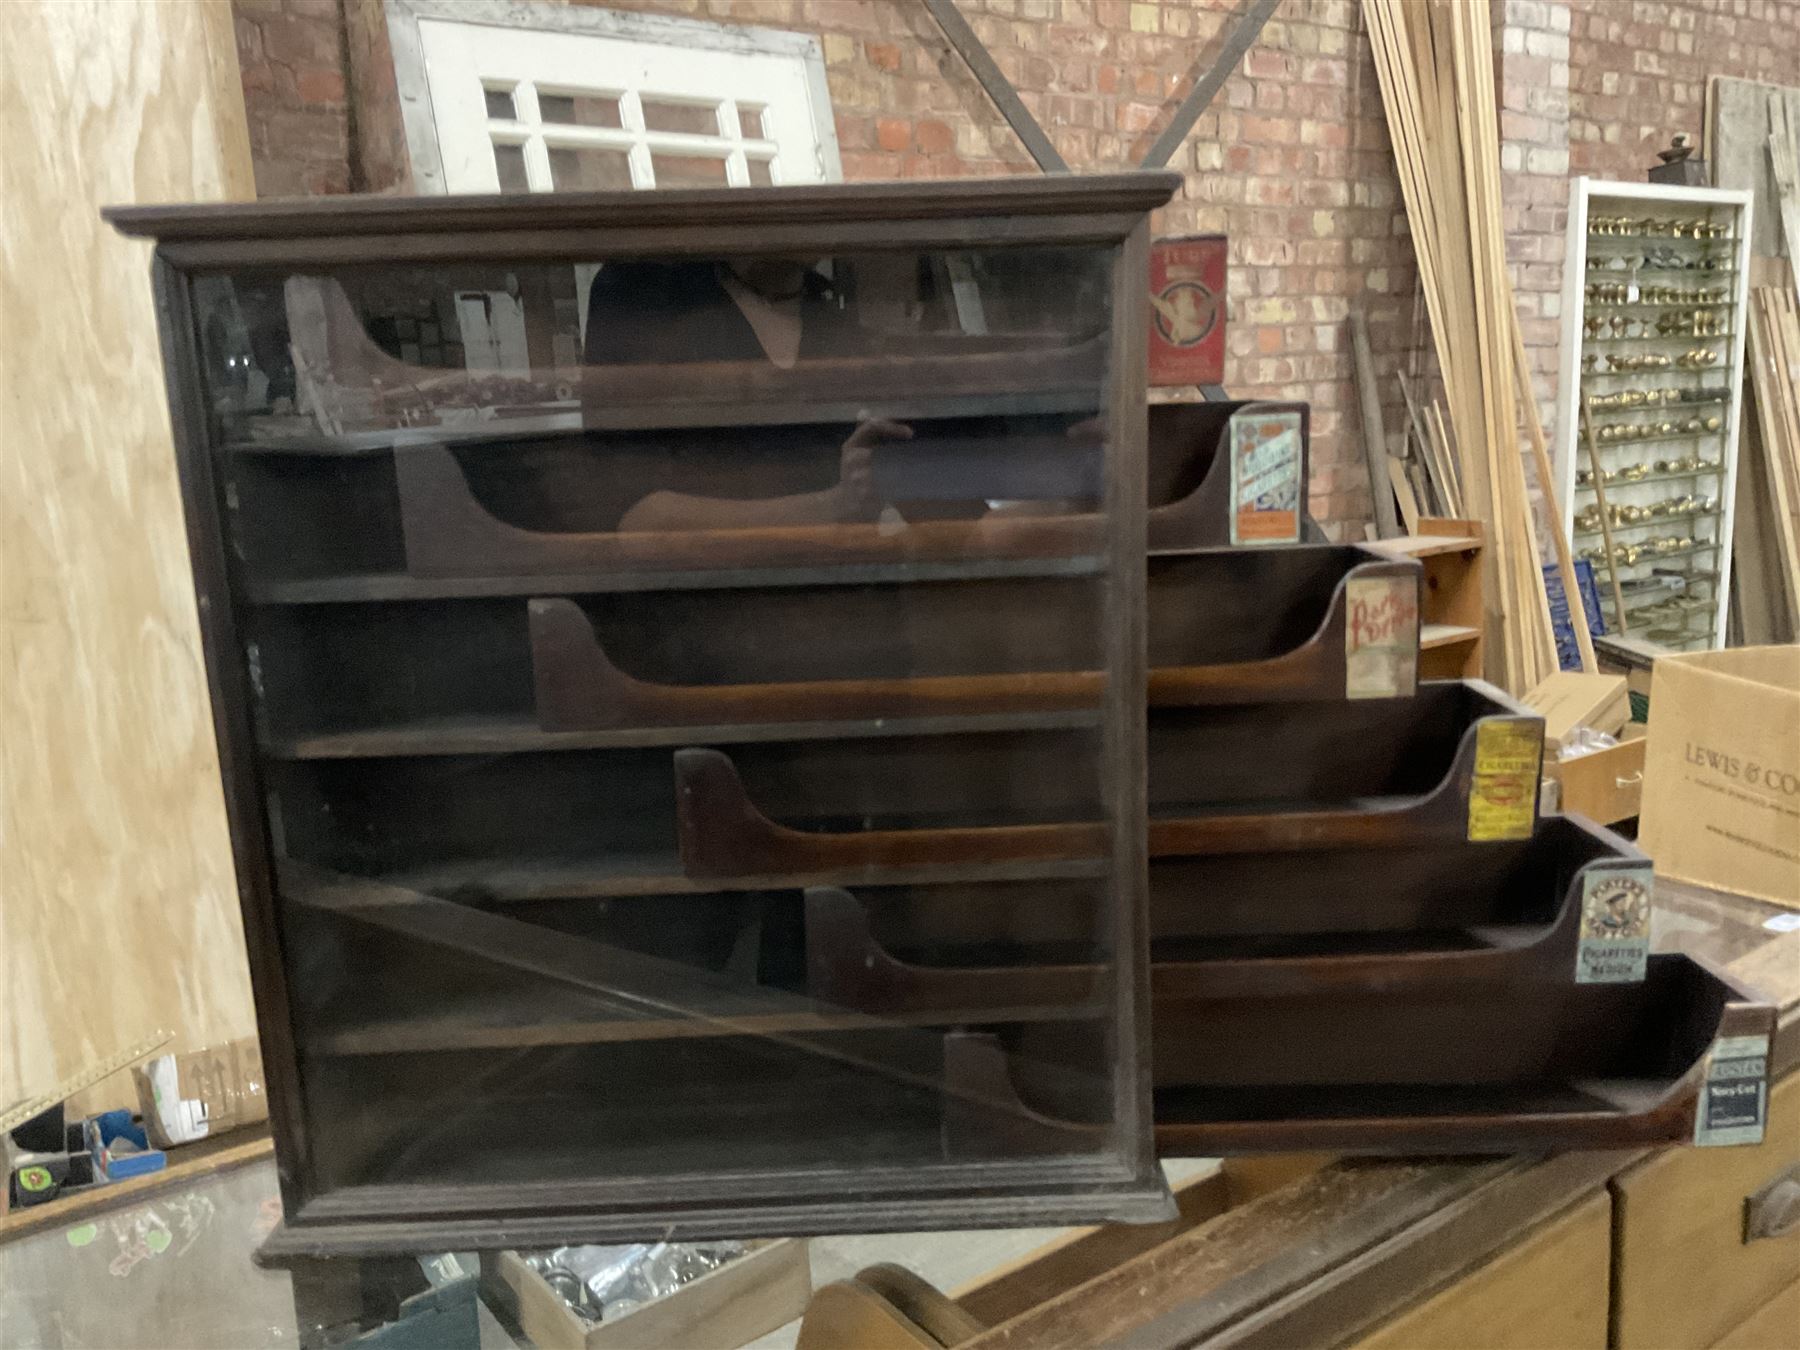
[1139,0,1286,169]
[923,0,1069,173]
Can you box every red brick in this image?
[875,116,911,152]
[296,67,345,105]
[914,119,955,154]
[865,41,901,71]
[259,15,337,67]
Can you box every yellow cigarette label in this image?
[1467,718,1541,841]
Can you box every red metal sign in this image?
[1148,235,1227,387]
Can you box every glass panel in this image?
[538,90,623,130]
[548,145,633,191]
[746,157,775,187]
[491,142,529,193]
[641,97,720,136]
[483,86,515,120]
[189,240,1143,1223]
[739,106,767,140]
[650,153,728,187]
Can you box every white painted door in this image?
[416,16,840,193]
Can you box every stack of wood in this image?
[1744,288,1800,632]
[1362,0,1592,691]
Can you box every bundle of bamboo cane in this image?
[1363,0,1592,690]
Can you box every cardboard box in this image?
[1524,672,1630,745]
[1639,646,1800,909]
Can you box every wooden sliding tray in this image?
[670,679,1537,879]
[244,543,1422,760]
[110,174,1184,1250]
[212,395,1304,590]
[1145,400,1316,548]
[792,820,1774,1153]
[797,814,1642,1014]
[940,952,1774,1157]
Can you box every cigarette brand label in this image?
[1468,719,1542,841]
[1576,866,1651,983]
[1695,1035,1769,1147]
[1344,574,1419,699]
[1229,411,1302,546]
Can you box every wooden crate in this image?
[495,1239,811,1350]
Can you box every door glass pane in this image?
[746,157,774,187]
[739,106,767,140]
[491,142,529,192]
[538,91,622,130]
[650,153,728,187]
[483,86,516,120]
[548,145,633,191]
[188,239,1151,1227]
[640,97,720,136]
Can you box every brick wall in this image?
[234,0,352,195]
[228,0,1800,535]
[1568,0,1800,180]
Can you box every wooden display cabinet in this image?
[109,175,1185,1256]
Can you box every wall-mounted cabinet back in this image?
[109,173,1180,1255]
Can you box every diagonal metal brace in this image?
[923,0,1069,173]
[1140,0,1285,169]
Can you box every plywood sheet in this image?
[1709,76,1800,259]
[0,1,258,1109]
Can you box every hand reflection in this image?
[617,416,913,533]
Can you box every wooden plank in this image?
[0,1127,272,1247]
[1420,623,1481,650]
[1347,1192,1610,1350]
[797,1280,941,1350]
[1769,96,1800,306]
[1191,1150,1637,1350]
[1351,309,1402,537]
[1580,399,1632,634]
[1708,77,1800,260]
[953,1166,1231,1327]
[0,0,258,1114]
[1388,458,1422,534]
[958,1160,1509,1350]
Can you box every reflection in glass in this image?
[193,232,1135,1217]
[640,97,719,136]
[483,86,516,120]
[649,153,729,187]
[492,142,529,192]
[548,145,634,191]
[538,90,623,129]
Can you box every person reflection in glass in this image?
[583,259,907,531]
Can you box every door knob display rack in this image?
[112,177,1772,1260]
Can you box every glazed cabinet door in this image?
[143,185,1174,1253]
